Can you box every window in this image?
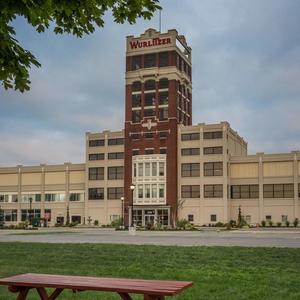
[21,209,41,222]
[145,184,151,198]
[132,81,141,91]
[131,55,141,70]
[144,79,156,90]
[159,162,165,176]
[89,153,104,160]
[107,187,124,200]
[210,214,217,222]
[152,184,157,198]
[132,110,141,123]
[131,133,140,140]
[159,184,165,198]
[231,185,259,199]
[204,185,223,198]
[203,131,223,139]
[132,149,139,156]
[157,209,168,225]
[3,209,17,222]
[144,109,156,117]
[89,167,104,180]
[45,193,65,202]
[159,131,168,139]
[152,162,157,176]
[144,93,156,106]
[144,132,154,139]
[160,148,167,154]
[89,139,104,147]
[159,107,168,121]
[266,215,272,221]
[108,167,124,180]
[204,162,223,176]
[69,193,84,202]
[88,188,104,200]
[145,163,151,176]
[138,184,143,198]
[159,78,168,89]
[159,52,169,67]
[204,147,223,155]
[0,194,18,203]
[108,152,124,160]
[108,138,124,145]
[145,149,154,155]
[71,216,81,224]
[144,53,156,68]
[181,185,200,198]
[188,214,194,222]
[181,133,200,141]
[138,163,143,176]
[282,215,288,223]
[181,148,200,156]
[263,184,294,198]
[181,163,200,177]
[132,94,141,107]
[21,194,41,203]
[159,92,168,105]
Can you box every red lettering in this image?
[143,41,147,47]
[166,38,171,44]
[130,41,139,49]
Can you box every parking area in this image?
[0,227,300,248]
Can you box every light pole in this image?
[120,196,124,228]
[0,205,4,226]
[29,197,33,225]
[130,184,135,227]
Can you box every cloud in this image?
[0,0,299,165]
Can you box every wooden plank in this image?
[49,288,63,300]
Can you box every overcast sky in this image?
[1,0,300,166]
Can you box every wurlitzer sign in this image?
[130,37,172,49]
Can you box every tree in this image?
[0,0,160,92]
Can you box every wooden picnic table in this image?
[0,273,193,300]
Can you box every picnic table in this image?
[0,273,193,299]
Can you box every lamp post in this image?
[120,196,124,228]
[130,184,135,227]
[29,197,33,225]
[0,205,4,227]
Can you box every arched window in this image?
[159,78,168,89]
[144,80,156,90]
[132,81,141,92]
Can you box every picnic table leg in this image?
[118,292,133,300]
[36,287,64,300]
[8,286,30,300]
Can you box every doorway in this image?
[145,215,155,225]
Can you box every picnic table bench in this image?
[0,273,193,299]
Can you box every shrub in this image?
[286,220,290,227]
[261,220,266,227]
[277,222,282,227]
[215,222,224,227]
[294,218,299,228]
[111,218,122,228]
[229,220,237,228]
[176,219,190,230]
[94,220,99,226]
[269,221,273,227]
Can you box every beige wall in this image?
[231,163,258,178]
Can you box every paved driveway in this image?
[0,228,300,248]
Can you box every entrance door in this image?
[145,215,155,226]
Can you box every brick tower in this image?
[124,28,192,227]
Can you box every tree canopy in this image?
[0,0,160,92]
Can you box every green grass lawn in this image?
[0,243,299,299]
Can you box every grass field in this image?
[0,243,299,299]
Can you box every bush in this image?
[55,223,63,227]
[94,220,99,226]
[261,220,266,227]
[215,222,224,227]
[286,220,290,227]
[277,222,282,227]
[269,221,273,227]
[176,219,190,230]
[229,220,237,228]
[111,218,122,228]
[294,218,299,228]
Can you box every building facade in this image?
[0,29,299,227]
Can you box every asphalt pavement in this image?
[0,227,300,248]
